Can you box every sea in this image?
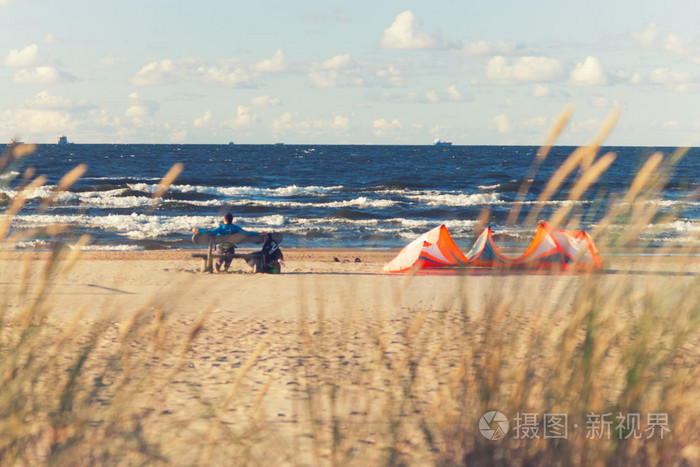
[1,144,698,252]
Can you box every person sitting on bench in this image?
[192,213,260,272]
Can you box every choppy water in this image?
[2,144,698,250]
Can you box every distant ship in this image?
[57,134,73,145]
[9,138,23,146]
[433,138,452,146]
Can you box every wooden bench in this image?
[191,231,283,273]
[191,252,262,273]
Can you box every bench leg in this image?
[205,239,214,273]
[200,257,211,273]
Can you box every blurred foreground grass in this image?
[1,116,699,466]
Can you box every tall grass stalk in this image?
[1,117,699,466]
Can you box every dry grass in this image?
[1,119,699,466]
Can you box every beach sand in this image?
[1,248,698,464]
[2,247,696,322]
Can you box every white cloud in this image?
[322,54,352,70]
[648,68,694,84]
[125,93,159,120]
[485,56,564,84]
[272,112,350,135]
[372,118,401,136]
[0,108,71,134]
[307,54,354,89]
[132,58,253,87]
[131,60,176,86]
[570,118,604,134]
[376,64,403,87]
[169,129,187,142]
[647,68,700,93]
[662,33,688,56]
[272,112,294,132]
[670,83,700,93]
[492,114,510,133]
[512,57,564,81]
[616,70,642,85]
[193,111,212,128]
[631,23,660,49]
[99,54,129,68]
[522,116,547,131]
[531,84,551,97]
[462,40,492,56]
[197,64,252,87]
[88,109,121,129]
[308,70,338,89]
[251,95,281,107]
[447,85,463,102]
[631,23,700,63]
[25,91,71,109]
[380,11,439,50]
[42,33,56,45]
[131,52,289,88]
[313,115,350,132]
[569,56,608,86]
[253,49,287,73]
[426,90,439,103]
[225,105,255,128]
[5,44,39,67]
[23,91,92,111]
[125,105,150,118]
[13,66,76,84]
[460,40,515,56]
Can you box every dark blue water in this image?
[2,144,698,250]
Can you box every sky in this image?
[1,0,700,146]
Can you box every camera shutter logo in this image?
[479,411,509,440]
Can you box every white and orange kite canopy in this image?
[383,222,602,272]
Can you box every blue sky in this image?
[1,0,699,145]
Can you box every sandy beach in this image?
[1,248,698,465]
[2,247,697,321]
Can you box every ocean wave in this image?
[403,192,501,206]
[74,244,145,251]
[224,196,398,209]
[644,219,700,234]
[0,170,20,181]
[129,183,345,198]
[668,219,700,232]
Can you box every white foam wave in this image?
[82,176,161,182]
[129,183,344,198]
[403,191,501,206]
[0,184,56,200]
[13,240,140,253]
[0,170,20,181]
[13,239,55,249]
[669,219,700,233]
[646,219,700,234]
[9,212,288,240]
[224,196,397,209]
[74,244,144,251]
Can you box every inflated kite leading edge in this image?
[383,222,602,272]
